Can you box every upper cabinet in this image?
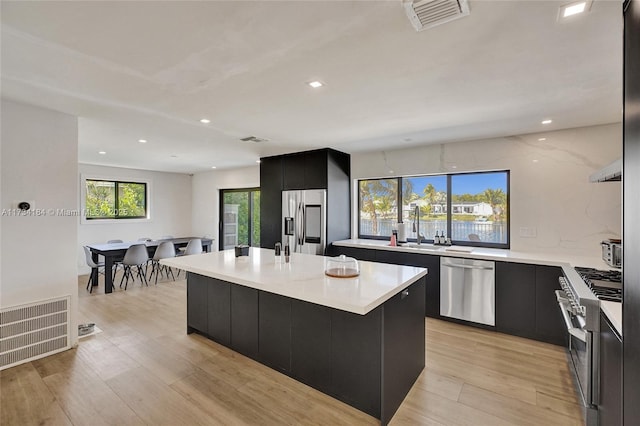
[282,150,332,190]
[260,148,351,250]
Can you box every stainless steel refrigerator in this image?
[282,189,327,255]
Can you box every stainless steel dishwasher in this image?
[440,257,495,326]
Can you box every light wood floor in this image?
[1,274,584,425]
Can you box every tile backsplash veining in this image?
[351,123,622,258]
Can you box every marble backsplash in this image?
[350,123,622,259]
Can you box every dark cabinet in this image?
[207,277,231,346]
[283,151,328,190]
[187,273,231,345]
[186,272,209,333]
[496,262,536,337]
[382,278,426,423]
[331,307,382,418]
[230,285,259,358]
[260,148,351,250]
[496,263,566,345]
[259,292,291,373]
[259,156,283,249]
[599,312,622,426]
[375,250,440,318]
[327,244,377,262]
[535,265,566,346]
[291,299,332,393]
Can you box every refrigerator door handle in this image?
[297,201,304,245]
[301,203,306,244]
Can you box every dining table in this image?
[86,237,213,293]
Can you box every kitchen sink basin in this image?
[401,243,444,252]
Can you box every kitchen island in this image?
[161,248,428,425]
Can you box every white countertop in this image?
[332,239,615,270]
[161,248,427,315]
[601,301,622,336]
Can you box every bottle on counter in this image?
[275,242,282,263]
[434,231,439,245]
[284,244,290,263]
[391,230,398,247]
[440,232,447,245]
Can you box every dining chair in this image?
[119,244,150,290]
[106,239,124,277]
[149,241,177,284]
[176,238,203,278]
[83,246,105,293]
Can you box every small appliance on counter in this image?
[601,239,622,268]
[234,245,250,257]
[325,255,360,278]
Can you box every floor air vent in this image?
[0,296,71,370]
[403,0,470,31]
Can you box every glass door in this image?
[219,188,260,250]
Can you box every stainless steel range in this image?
[557,267,622,425]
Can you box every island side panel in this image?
[331,306,382,419]
[381,277,426,425]
[291,299,333,394]
[259,292,292,373]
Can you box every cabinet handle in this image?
[401,289,409,299]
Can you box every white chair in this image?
[83,246,105,293]
[176,238,202,278]
[107,239,124,276]
[183,238,203,255]
[119,244,150,290]
[149,241,176,284]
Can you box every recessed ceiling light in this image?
[98,151,106,155]
[560,1,588,18]
[538,138,547,141]
[211,166,217,169]
[200,118,211,124]
[308,81,324,88]
[138,139,147,143]
[533,159,540,163]
[256,160,262,164]
[451,165,457,169]
[542,119,553,125]
[171,155,178,158]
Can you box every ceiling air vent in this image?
[240,136,269,143]
[403,0,470,31]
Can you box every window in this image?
[358,171,509,248]
[220,188,260,250]
[85,179,147,219]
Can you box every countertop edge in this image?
[600,301,623,337]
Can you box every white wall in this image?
[1,100,79,344]
[77,164,192,273]
[351,123,622,258]
[192,166,260,248]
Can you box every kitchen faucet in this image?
[412,205,424,245]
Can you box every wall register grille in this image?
[0,296,71,370]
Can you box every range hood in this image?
[589,158,622,182]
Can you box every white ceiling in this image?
[1,0,622,174]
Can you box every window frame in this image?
[357,170,510,249]
[81,175,151,224]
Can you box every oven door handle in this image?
[555,290,587,343]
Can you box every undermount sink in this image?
[401,243,444,251]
